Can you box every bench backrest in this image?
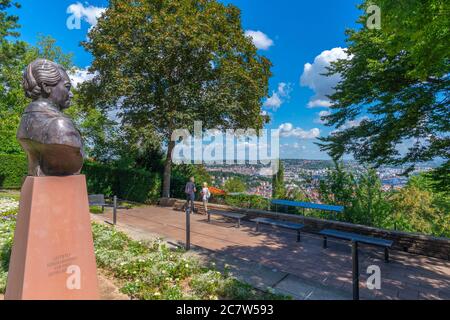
[320,229,393,247]
[208,210,245,218]
[88,194,106,206]
[272,199,344,213]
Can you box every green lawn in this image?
[0,190,20,201]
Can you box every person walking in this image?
[201,182,211,215]
[185,177,196,214]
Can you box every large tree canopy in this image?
[318,0,449,177]
[0,32,74,155]
[0,0,26,154]
[82,0,272,197]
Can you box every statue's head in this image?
[23,59,73,110]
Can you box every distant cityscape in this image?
[205,159,439,199]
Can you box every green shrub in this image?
[0,156,162,203]
[82,161,162,203]
[170,164,212,200]
[212,194,270,211]
[0,154,27,189]
[91,223,289,300]
[0,219,15,294]
[223,178,246,193]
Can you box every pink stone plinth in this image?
[5,175,99,300]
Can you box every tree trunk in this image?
[162,140,175,198]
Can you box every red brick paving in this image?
[97,205,450,300]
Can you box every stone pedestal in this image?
[5,175,99,300]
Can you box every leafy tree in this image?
[318,162,392,225]
[319,161,355,209]
[124,126,165,173]
[286,188,309,202]
[272,160,286,199]
[0,0,26,154]
[1,32,74,154]
[404,173,450,236]
[30,34,74,69]
[82,0,272,197]
[350,169,392,227]
[170,164,212,199]
[66,94,120,161]
[223,194,270,211]
[391,185,449,238]
[318,0,449,181]
[318,164,449,237]
[224,177,246,193]
[425,162,450,196]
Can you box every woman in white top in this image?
[201,182,211,215]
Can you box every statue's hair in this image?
[23,59,63,100]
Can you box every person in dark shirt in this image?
[185,177,196,214]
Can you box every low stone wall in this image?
[161,198,450,261]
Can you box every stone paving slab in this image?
[92,205,450,300]
[274,274,347,300]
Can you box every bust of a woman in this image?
[17,59,84,176]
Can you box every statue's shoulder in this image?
[18,100,82,149]
[44,116,83,148]
[24,99,60,115]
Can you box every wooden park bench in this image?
[88,194,107,213]
[251,217,305,242]
[207,210,246,228]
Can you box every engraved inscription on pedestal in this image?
[47,253,78,277]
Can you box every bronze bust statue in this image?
[17,59,84,176]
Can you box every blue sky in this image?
[10,0,364,160]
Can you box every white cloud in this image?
[314,110,331,124]
[300,47,351,108]
[294,143,307,150]
[279,123,320,139]
[263,93,282,109]
[67,2,106,27]
[279,123,293,133]
[277,83,289,96]
[68,67,97,88]
[263,82,292,110]
[245,30,274,50]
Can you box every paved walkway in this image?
[92,205,450,300]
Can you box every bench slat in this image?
[319,229,393,247]
[251,218,304,230]
[208,210,246,219]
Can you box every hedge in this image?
[0,154,27,188]
[0,154,162,203]
[82,161,162,203]
[211,194,271,211]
